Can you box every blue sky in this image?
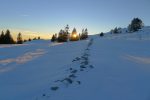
[0,0,150,39]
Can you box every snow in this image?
[0,49,46,66]
[124,55,150,64]
[104,26,150,40]
[0,40,88,100]
[0,27,150,100]
[89,39,150,100]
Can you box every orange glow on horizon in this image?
[8,30,52,41]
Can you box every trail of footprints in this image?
[39,39,94,99]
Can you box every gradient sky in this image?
[0,0,150,39]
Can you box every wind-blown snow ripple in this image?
[0,49,47,72]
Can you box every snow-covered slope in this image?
[0,40,88,100]
[0,27,150,100]
[104,26,150,40]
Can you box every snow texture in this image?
[0,27,150,100]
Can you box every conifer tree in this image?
[113,27,119,33]
[65,24,69,34]
[129,18,143,32]
[51,34,56,42]
[84,28,88,38]
[70,28,79,41]
[57,29,68,42]
[17,33,23,44]
[38,36,40,40]
[0,31,5,44]
[80,28,88,40]
[4,30,15,44]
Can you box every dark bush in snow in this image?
[100,32,104,37]
[28,38,32,41]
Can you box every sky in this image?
[0,0,150,40]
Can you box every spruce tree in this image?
[57,29,68,42]
[129,18,143,32]
[17,33,23,44]
[113,27,119,33]
[84,28,88,38]
[0,31,5,44]
[80,28,88,40]
[38,36,40,40]
[51,34,56,42]
[70,28,79,41]
[65,24,69,34]
[4,30,15,44]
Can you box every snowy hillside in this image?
[104,26,150,40]
[0,27,150,100]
